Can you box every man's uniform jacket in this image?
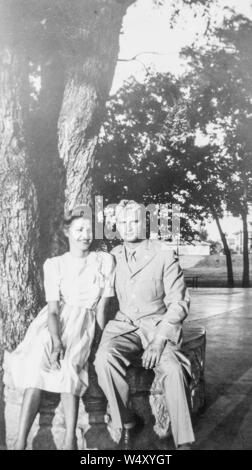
[107,239,190,348]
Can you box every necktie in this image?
[127,249,136,271]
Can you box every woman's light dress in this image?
[4,251,115,397]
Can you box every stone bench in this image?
[126,324,206,449]
[185,276,200,289]
[1,325,206,450]
[83,324,206,450]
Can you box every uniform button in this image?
[130,279,134,284]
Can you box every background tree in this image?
[0,1,42,350]
[0,0,212,351]
[183,143,235,286]
[0,0,136,351]
[94,72,211,242]
[182,13,252,286]
[94,78,235,284]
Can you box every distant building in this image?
[226,203,252,253]
[164,241,211,256]
[227,230,252,254]
[206,203,252,253]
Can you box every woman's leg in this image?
[16,388,42,450]
[61,393,79,449]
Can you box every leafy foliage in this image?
[93,72,207,240]
[181,14,252,219]
[93,10,252,258]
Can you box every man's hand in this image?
[50,340,64,370]
[142,338,166,369]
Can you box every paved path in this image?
[187,288,252,450]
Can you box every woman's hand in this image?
[50,340,64,370]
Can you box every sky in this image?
[110,0,252,241]
[112,0,252,92]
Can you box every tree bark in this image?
[240,177,250,287]
[0,0,136,353]
[0,48,41,350]
[28,55,66,260]
[212,210,234,287]
[58,0,135,211]
[242,211,250,287]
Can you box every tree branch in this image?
[117,51,172,73]
[118,51,171,62]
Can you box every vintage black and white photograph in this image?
[0,0,252,454]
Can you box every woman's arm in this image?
[96,297,111,331]
[47,301,61,344]
[96,252,115,331]
[47,301,64,369]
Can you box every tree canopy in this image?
[93,9,252,285]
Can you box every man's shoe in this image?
[177,443,192,450]
[121,415,144,450]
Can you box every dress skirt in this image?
[4,301,96,397]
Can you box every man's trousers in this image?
[94,322,195,447]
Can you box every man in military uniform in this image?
[94,200,195,449]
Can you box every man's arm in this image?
[153,249,189,344]
[142,250,189,369]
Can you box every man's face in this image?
[117,208,145,242]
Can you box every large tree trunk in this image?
[0,48,41,351]
[0,0,136,353]
[213,210,234,287]
[28,55,66,260]
[0,0,136,350]
[58,0,135,211]
[242,211,250,287]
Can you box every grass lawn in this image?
[180,254,252,287]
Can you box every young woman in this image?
[3,205,115,450]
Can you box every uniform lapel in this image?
[129,240,157,277]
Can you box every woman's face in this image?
[66,217,93,252]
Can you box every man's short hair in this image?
[115,199,142,220]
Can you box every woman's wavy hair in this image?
[63,204,108,252]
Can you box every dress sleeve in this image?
[43,258,60,302]
[100,253,115,298]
